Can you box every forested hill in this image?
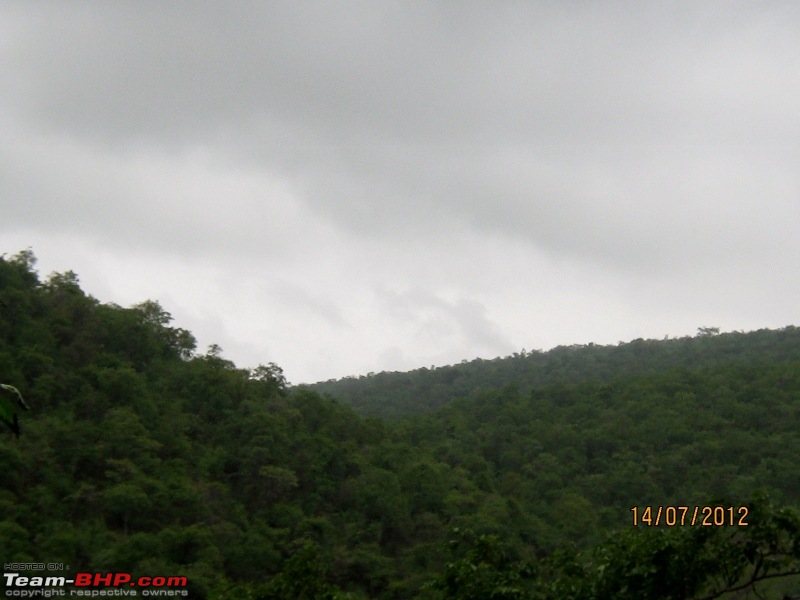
[307,326,800,418]
[3,250,800,599]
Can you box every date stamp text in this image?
[631,505,749,527]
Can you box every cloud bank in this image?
[1,2,798,382]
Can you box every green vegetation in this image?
[2,249,799,598]
[0,383,29,437]
[309,327,800,420]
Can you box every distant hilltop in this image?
[305,326,800,419]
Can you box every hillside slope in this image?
[308,326,800,419]
[2,250,799,599]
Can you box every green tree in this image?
[255,542,352,600]
[426,528,535,600]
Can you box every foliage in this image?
[425,528,537,600]
[310,327,800,419]
[2,249,800,599]
[0,383,29,436]
[429,496,800,600]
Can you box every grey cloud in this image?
[7,2,798,147]
[4,1,798,265]
[2,2,799,382]
[0,125,309,260]
[377,286,513,357]
[270,279,351,330]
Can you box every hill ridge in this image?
[307,325,800,418]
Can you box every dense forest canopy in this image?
[308,326,800,419]
[1,249,799,599]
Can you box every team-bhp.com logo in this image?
[3,571,188,597]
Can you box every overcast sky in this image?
[1,2,798,384]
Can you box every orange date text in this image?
[630,505,749,527]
